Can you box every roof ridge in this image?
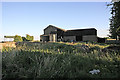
[48,25,66,31]
[66,28,96,31]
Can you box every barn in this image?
[40,25,97,42]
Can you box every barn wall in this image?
[57,29,64,39]
[83,35,97,42]
[49,34,57,42]
[83,30,97,35]
[63,29,97,36]
[63,36,76,42]
[44,26,57,35]
[40,36,49,42]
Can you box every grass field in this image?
[2,42,120,78]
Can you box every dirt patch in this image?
[0,42,16,50]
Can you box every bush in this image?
[22,37,28,41]
[26,34,34,41]
[14,35,23,42]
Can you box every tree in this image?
[14,35,23,42]
[22,37,28,41]
[26,34,34,41]
[116,26,120,40]
[108,1,120,40]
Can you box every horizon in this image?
[1,2,111,41]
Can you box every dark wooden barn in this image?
[40,25,97,42]
[63,28,97,41]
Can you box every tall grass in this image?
[2,42,120,78]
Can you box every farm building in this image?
[40,25,98,42]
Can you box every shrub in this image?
[14,35,23,42]
[22,37,28,41]
[26,34,34,41]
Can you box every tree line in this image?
[14,34,34,42]
[108,1,120,40]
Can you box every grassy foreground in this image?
[2,42,120,78]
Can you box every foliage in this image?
[22,37,28,41]
[108,1,120,40]
[4,36,14,38]
[26,34,34,41]
[116,26,120,40]
[2,42,120,78]
[14,35,23,42]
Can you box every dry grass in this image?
[0,42,16,50]
[2,42,120,78]
[107,39,116,40]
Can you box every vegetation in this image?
[26,34,34,41]
[13,34,34,42]
[2,42,120,79]
[4,36,14,38]
[116,26,120,40]
[14,35,23,42]
[108,1,120,40]
[22,37,28,41]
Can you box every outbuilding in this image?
[40,25,98,42]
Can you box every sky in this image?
[1,2,111,41]
[1,0,112,2]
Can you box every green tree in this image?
[116,26,120,40]
[108,1,120,40]
[26,34,34,41]
[14,35,23,42]
[22,37,28,41]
